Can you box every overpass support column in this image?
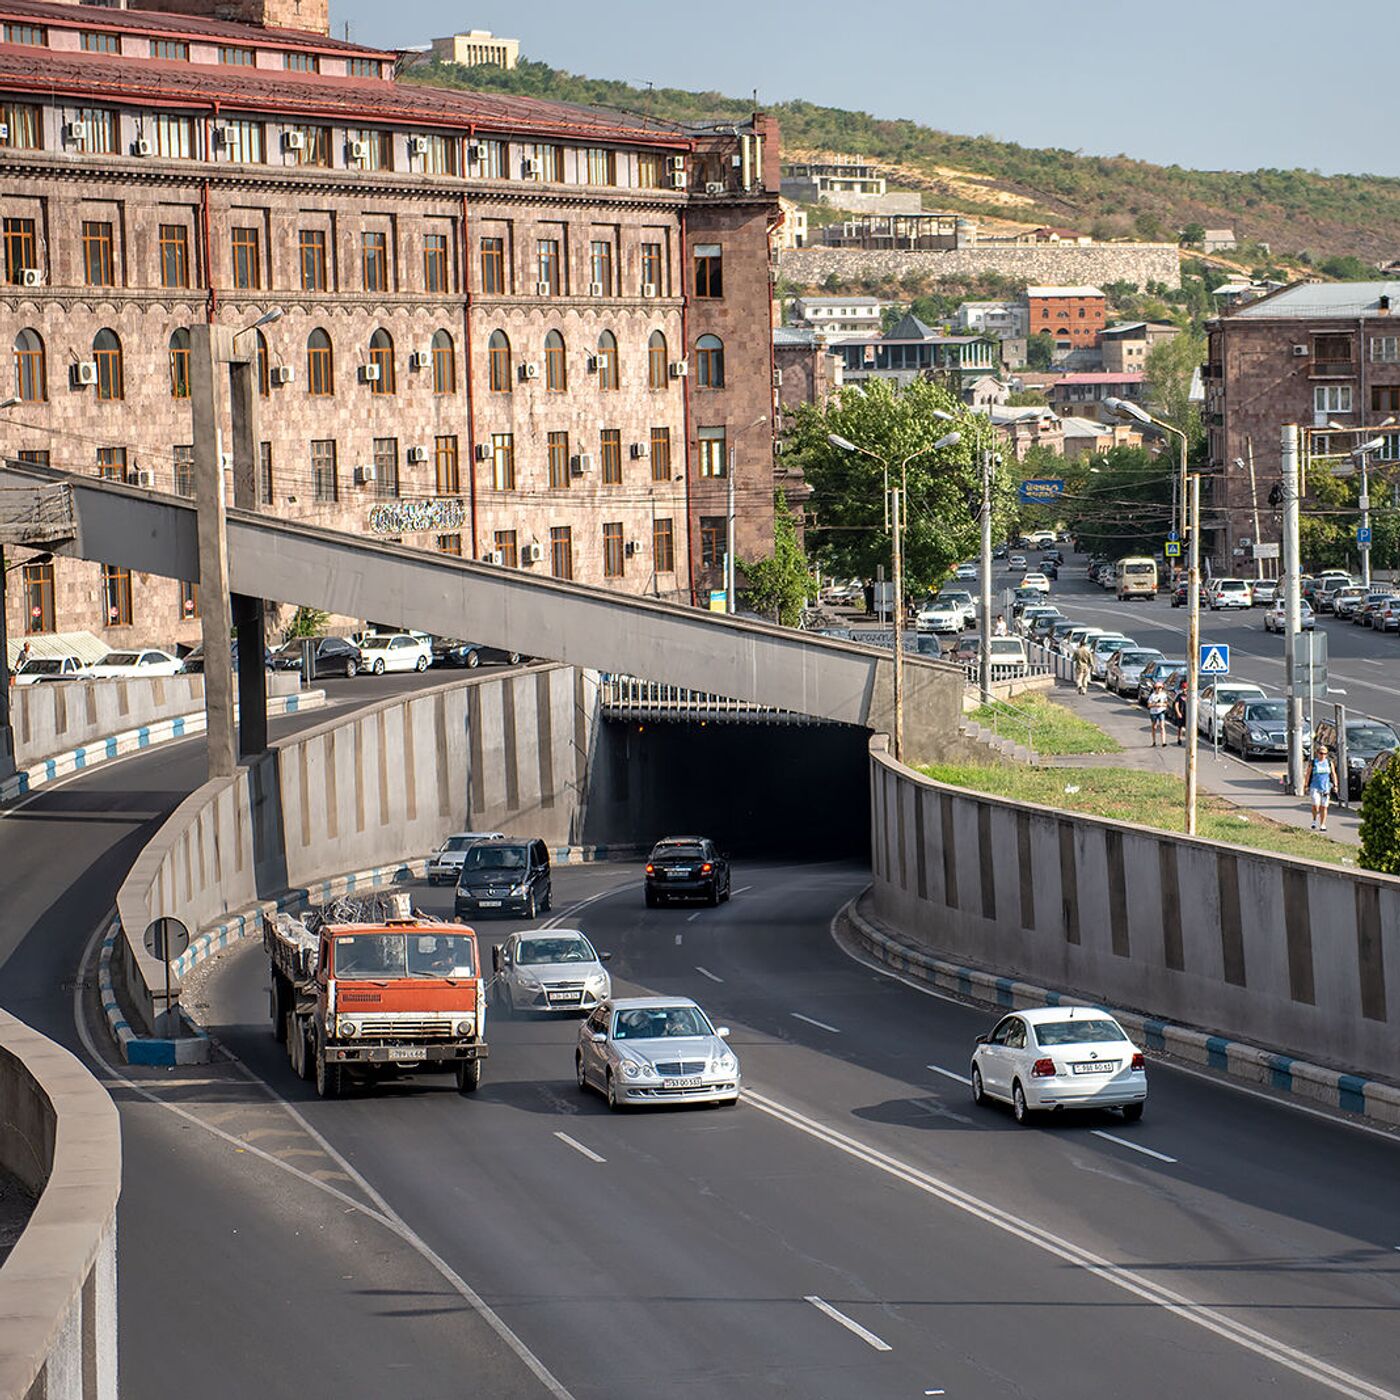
[232,593,267,758]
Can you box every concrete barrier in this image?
[0,1011,120,1400]
[869,735,1400,1085]
[114,665,598,1037]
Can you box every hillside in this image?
[407,58,1399,266]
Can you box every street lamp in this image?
[1350,435,1387,588]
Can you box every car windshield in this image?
[654,844,705,860]
[1094,638,1131,653]
[21,658,65,674]
[98,652,139,666]
[989,640,1023,656]
[463,844,528,871]
[516,935,594,965]
[333,932,476,980]
[612,1005,713,1039]
[939,591,971,605]
[1034,1017,1125,1046]
[1119,651,1160,665]
[442,836,481,852]
[1244,702,1286,721]
[1123,563,1154,576]
[360,637,392,651]
[1215,687,1263,705]
[1348,724,1399,752]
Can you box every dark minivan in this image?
[455,837,552,919]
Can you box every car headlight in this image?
[511,883,526,895]
[454,1019,474,1036]
[585,972,609,991]
[712,1053,738,1075]
[515,970,542,989]
[337,1018,358,1037]
[1248,728,1268,742]
[621,1058,657,1079]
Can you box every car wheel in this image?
[576,1053,589,1093]
[344,659,357,678]
[508,652,522,665]
[526,891,537,921]
[465,650,480,668]
[416,655,428,672]
[606,1071,623,1111]
[707,881,720,907]
[971,1064,986,1106]
[1011,1080,1032,1125]
[1121,1102,1144,1123]
[721,876,732,903]
[373,659,385,675]
[645,888,659,909]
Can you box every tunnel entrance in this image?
[582,719,871,860]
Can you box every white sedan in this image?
[970,1005,1147,1124]
[916,601,965,634]
[1263,600,1314,632]
[1198,681,1268,739]
[358,633,433,674]
[1020,572,1051,594]
[87,649,183,679]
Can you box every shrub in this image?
[1359,753,1400,872]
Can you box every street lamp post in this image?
[1349,435,1386,589]
[0,396,24,780]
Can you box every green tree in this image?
[741,491,813,625]
[1180,222,1206,247]
[1144,330,1207,458]
[1006,388,1048,406]
[1026,332,1056,370]
[281,605,329,643]
[1058,445,1174,559]
[1360,755,1400,872]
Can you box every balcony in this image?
[1311,359,1355,378]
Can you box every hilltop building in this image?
[1025,286,1107,352]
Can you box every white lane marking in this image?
[791,1012,841,1034]
[687,912,702,923]
[72,918,579,1400]
[542,877,643,930]
[803,1296,892,1352]
[675,934,683,945]
[734,885,753,894]
[553,1131,606,1164]
[747,1089,1396,1400]
[695,966,724,983]
[1091,1130,1178,1164]
[926,1064,972,1087]
[1365,658,1384,666]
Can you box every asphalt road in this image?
[181,862,1400,1400]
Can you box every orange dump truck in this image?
[264,891,488,1099]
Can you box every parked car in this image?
[1220,698,1291,759]
[87,649,183,679]
[1007,554,1027,573]
[271,635,364,678]
[492,929,611,1016]
[1027,611,1064,644]
[1356,593,1398,627]
[1314,580,1354,614]
[1089,634,1134,680]
[1198,681,1269,740]
[1314,717,1400,799]
[1049,620,1078,649]
[915,598,966,634]
[949,633,981,665]
[1332,586,1368,620]
[432,637,523,668]
[13,654,88,684]
[1105,647,1164,697]
[1263,600,1314,632]
[1170,580,1211,608]
[454,836,553,919]
[426,830,505,885]
[180,641,274,674]
[1209,578,1253,610]
[1016,605,1059,638]
[954,562,979,582]
[937,588,977,624]
[645,836,731,907]
[358,632,433,674]
[1379,599,1400,634]
[576,997,740,1110]
[1136,658,1186,706]
[1060,626,1105,658]
[970,1006,1147,1124]
[1251,578,1279,607]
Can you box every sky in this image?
[329,0,1400,179]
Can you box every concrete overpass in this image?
[0,462,963,758]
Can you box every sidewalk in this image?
[1049,680,1361,845]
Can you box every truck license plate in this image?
[478,899,502,907]
[397,1047,427,1062]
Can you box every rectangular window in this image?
[180,580,199,620]
[536,238,560,295]
[641,242,663,294]
[650,427,671,483]
[694,243,723,298]
[589,239,613,294]
[23,560,54,634]
[637,152,662,189]
[550,526,573,580]
[76,107,117,154]
[491,433,515,491]
[173,444,194,497]
[348,57,379,77]
[102,565,132,627]
[152,114,194,159]
[4,24,45,45]
[347,128,393,171]
[419,134,459,176]
[158,224,189,288]
[82,221,114,287]
[1314,384,1353,414]
[1373,386,1400,413]
[3,218,36,283]
[436,533,463,556]
[602,522,624,579]
[231,226,260,290]
[532,144,563,181]
[424,233,449,292]
[1312,333,1353,365]
[0,103,42,150]
[481,236,505,293]
[582,147,615,185]
[435,435,460,494]
[80,29,119,52]
[362,231,388,292]
[653,518,675,574]
[473,138,507,179]
[311,440,338,501]
[289,125,330,166]
[259,441,273,505]
[372,437,399,498]
[285,51,320,73]
[299,228,328,291]
[96,446,126,480]
[219,45,255,65]
[218,119,264,164]
[698,426,727,477]
[1373,336,1400,364]
[548,432,570,489]
[699,515,725,568]
[600,429,622,485]
[150,38,189,60]
[494,529,518,568]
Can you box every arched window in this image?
[596,330,618,391]
[696,333,724,388]
[93,328,122,401]
[307,328,334,397]
[168,328,191,399]
[648,330,668,390]
[255,328,269,397]
[488,330,512,392]
[369,328,395,395]
[431,328,455,395]
[13,328,45,403]
[544,330,566,392]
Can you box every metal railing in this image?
[599,675,824,725]
[967,690,1037,761]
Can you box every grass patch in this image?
[919,762,1355,867]
[969,694,1122,756]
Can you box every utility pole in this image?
[0,541,11,782]
[891,485,905,762]
[1244,440,1265,581]
[1282,424,1304,795]
[1185,472,1201,835]
[725,451,736,613]
[979,447,994,701]
[1360,450,1372,589]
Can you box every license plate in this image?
[665,1077,704,1089]
[478,899,502,907]
[549,992,581,1003]
[666,870,688,879]
[397,1047,427,1062]
[1072,1061,1117,1075]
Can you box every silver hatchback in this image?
[577,997,740,1109]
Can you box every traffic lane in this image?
[198,881,1342,1400]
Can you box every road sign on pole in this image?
[143,917,190,1036]
[1199,643,1230,676]
[1291,630,1328,698]
[1358,525,1373,546]
[1164,540,1181,558]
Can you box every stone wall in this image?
[779,244,1181,292]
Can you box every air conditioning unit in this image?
[353,464,376,485]
[408,350,430,370]
[624,540,642,558]
[704,181,725,195]
[571,452,593,476]
[348,139,370,162]
[522,542,543,565]
[641,282,658,299]
[0,124,8,141]
[62,120,86,144]
[482,549,503,565]
[283,130,306,152]
[630,442,648,459]
[134,138,153,157]
[669,359,689,378]
[212,124,231,146]
[534,281,553,296]
[474,443,491,462]
[359,363,381,383]
[19,268,43,287]
[772,368,784,388]
[270,365,294,385]
[1292,344,1309,357]
[72,361,98,386]
[586,355,600,372]
[130,468,156,488]
[731,153,743,167]
[669,170,687,189]
[400,446,424,464]
[523,156,541,177]
[588,281,605,297]
[410,136,429,156]
[520,361,539,380]
[469,141,490,163]
[667,154,685,170]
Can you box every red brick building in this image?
[0,0,781,653]
[1024,285,1106,351]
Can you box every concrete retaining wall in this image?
[869,736,1399,1082]
[114,665,597,1035]
[0,1011,120,1400]
[12,673,298,768]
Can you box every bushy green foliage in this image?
[741,492,814,625]
[1026,333,1056,370]
[1360,755,1400,872]
[281,606,328,642]
[1060,445,1175,559]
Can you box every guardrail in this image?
[0,1010,120,1400]
[598,675,827,725]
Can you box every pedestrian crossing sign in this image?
[1199,643,1230,675]
[1164,540,1181,557]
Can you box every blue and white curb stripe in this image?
[840,892,1400,1130]
[98,917,210,1066]
[1,690,326,805]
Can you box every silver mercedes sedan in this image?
[576,997,740,1109]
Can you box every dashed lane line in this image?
[791,1012,841,1034]
[926,1064,972,1087]
[1091,1130,1179,1164]
[803,1296,892,1353]
[553,1131,606,1164]
[695,966,724,983]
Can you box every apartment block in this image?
[1025,285,1106,351]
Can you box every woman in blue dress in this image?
[1304,743,1336,832]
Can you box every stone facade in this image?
[778,243,1181,293]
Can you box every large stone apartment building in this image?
[0,0,781,651]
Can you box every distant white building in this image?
[1202,228,1237,253]
[428,29,520,69]
[789,295,883,334]
[775,197,809,250]
[955,300,1028,339]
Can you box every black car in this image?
[271,635,364,678]
[1220,698,1291,759]
[454,837,552,919]
[1315,717,1400,798]
[432,637,524,668]
[1170,580,1211,608]
[180,641,273,673]
[645,836,731,908]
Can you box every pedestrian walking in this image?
[1072,640,1093,695]
[1147,681,1169,747]
[1169,680,1187,746]
[1304,744,1337,832]
[993,613,1008,637]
